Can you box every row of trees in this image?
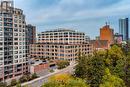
[0,73,38,87]
[75,45,130,87]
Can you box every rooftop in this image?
[41,28,83,33]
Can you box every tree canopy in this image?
[42,74,89,87]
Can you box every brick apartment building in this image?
[30,29,93,61]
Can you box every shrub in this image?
[0,82,7,87]
[57,60,70,69]
[16,82,21,87]
[11,79,17,86]
[50,69,54,73]
[19,75,27,83]
[31,73,38,79]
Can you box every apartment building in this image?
[26,24,36,44]
[37,29,86,44]
[0,1,29,81]
[30,29,93,61]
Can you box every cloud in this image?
[13,0,130,38]
[25,0,129,24]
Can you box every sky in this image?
[14,0,130,39]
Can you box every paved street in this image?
[21,63,76,87]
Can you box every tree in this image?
[42,74,89,87]
[57,60,70,69]
[75,52,106,87]
[75,54,88,79]
[16,82,22,87]
[19,75,28,83]
[100,68,126,87]
[107,45,126,79]
[0,82,7,87]
[124,52,130,86]
[31,73,38,79]
[74,45,130,87]
[11,79,17,86]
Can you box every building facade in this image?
[0,1,29,81]
[30,60,49,75]
[119,18,129,41]
[100,24,114,44]
[90,40,109,51]
[26,24,36,60]
[30,29,93,61]
[38,29,86,44]
[30,43,93,61]
[26,24,36,44]
[114,33,123,44]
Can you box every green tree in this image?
[75,52,106,87]
[124,52,130,86]
[75,54,88,79]
[16,82,22,87]
[100,68,126,87]
[0,82,7,87]
[57,60,70,69]
[107,45,126,79]
[11,79,17,86]
[19,75,28,83]
[42,74,89,87]
[31,73,38,79]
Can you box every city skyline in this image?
[14,0,130,38]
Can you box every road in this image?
[21,63,76,87]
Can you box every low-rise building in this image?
[90,40,109,50]
[114,33,123,44]
[30,60,49,76]
[30,43,93,61]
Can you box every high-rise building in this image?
[26,24,36,44]
[30,29,93,61]
[100,24,114,44]
[0,0,29,81]
[119,18,129,41]
[26,24,36,62]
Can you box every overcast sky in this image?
[14,0,130,39]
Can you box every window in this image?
[0,23,2,26]
[0,52,3,56]
[14,38,18,41]
[14,28,18,32]
[14,46,18,50]
[0,38,3,41]
[0,47,3,50]
[0,32,2,36]
[15,60,18,63]
[14,33,18,36]
[0,27,2,31]
[15,51,18,54]
[0,42,3,45]
[14,42,18,45]
[0,18,2,21]
[15,55,18,59]
[14,24,17,27]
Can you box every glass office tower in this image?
[119,18,129,41]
